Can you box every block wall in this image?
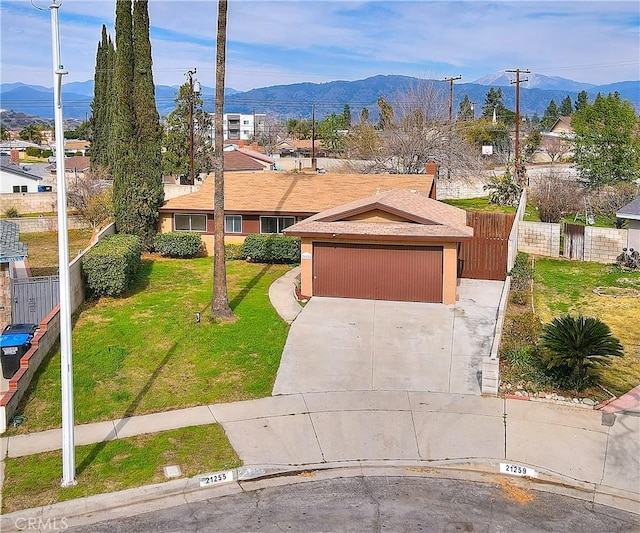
[583,227,627,263]
[517,221,561,258]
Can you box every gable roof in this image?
[0,155,43,181]
[223,150,266,171]
[617,196,640,221]
[159,170,435,215]
[283,188,472,241]
[0,220,28,262]
[46,156,91,173]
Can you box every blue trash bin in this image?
[0,333,32,379]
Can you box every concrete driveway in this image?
[273,279,504,395]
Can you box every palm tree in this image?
[540,314,623,387]
[211,0,234,320]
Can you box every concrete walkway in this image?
[1,267,639,528]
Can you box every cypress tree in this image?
[132,0,164,248]
[90,25,114,169]
[112,0,138,237]
[559,95,573,116]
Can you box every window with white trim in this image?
[224,215,242,233]
[260,216,295,234]
[174,213,207,232]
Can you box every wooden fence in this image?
[459,211,516,281]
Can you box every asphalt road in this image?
[65,477,640,533]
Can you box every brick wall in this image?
[436,177,488,200]
[583,227,627,263]
[518,221,561,258]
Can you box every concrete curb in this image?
[1,461,637,532]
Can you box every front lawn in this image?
[6,257,291,433]
[500,256,640,397]
[441,197,517,214]
[2,424,240,514]
[533,258,640,395]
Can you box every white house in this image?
[206,113,266,141]
[0,155,43,193]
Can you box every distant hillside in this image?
[1,75,638,122]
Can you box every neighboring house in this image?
[46,156,91,179]
[158,168,437,255]
[0,220,28,328]
[276,139,327,159]
[0,140,42,158]
[0,155,43,193]
[617,196,640,250]
[49,139,91,157]
[284,188,472,304]
[238,147,275,170]
[537,116,575,163]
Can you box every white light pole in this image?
[47,0,76,487]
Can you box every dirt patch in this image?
[593,286,640,297]
[495,478,536,504]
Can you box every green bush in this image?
[41,149,53,158]
[25,147,42,157]
[242,234,300,264]
[152,232,202,258]
[82,234,142,298]
[225,243,244,260]
[4,207,19,218]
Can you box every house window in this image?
[174,213,207,232]
[12,186,27,193]
[224,215,242,233]
[243,120,249,125]
[260,216,295,234]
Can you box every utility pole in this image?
[506,68,530,184]
[186,68,197,185]
[311,104,316,171]
[442,75,462,124]
[442,75,461,179]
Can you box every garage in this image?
[284,189,473,305]
[313,242,443,302]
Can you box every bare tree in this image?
[211,0,234,320]
[590,182,640,227]
[529,169,584,222]
[67,165,113,229]
[345,80,478,176]
[542,134,572,164]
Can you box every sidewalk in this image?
[1,267,639,526]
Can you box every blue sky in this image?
[1,0,638,91]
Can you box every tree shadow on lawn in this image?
[228,263,273,311]
[76,341,178,476]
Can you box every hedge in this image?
[82,234,142,298]
[242,234,300,264]
[225,243,244,260]
[152,232,202,258]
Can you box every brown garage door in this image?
[313,242,443,302]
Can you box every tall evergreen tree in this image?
[132,0,164,248]
[574,90,589,112]
[559,95,573,116]
[90,25,115,169]
[377,96,394,130]
[342,104,351,128]
[541,99,559,130]
[111,0,138,238]
[457,94,474,121]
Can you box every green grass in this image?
[6,257,292,434]
[533,257,640,395]
[19,228,94,276]
[2,424,241,514]
[441,196,517,213]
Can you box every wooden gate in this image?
[459,212,515,280]
[11,275,59,325]
[563,223,585,260]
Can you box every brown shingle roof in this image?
[223,150,265,171]
[284,189,472,240]
[160,171,435,215]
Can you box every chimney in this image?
[10,149,19,164]
[425,162,438,199]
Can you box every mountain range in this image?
[1,73,638,124]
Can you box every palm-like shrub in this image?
[539,314,623,388]
[483,167,522,207]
